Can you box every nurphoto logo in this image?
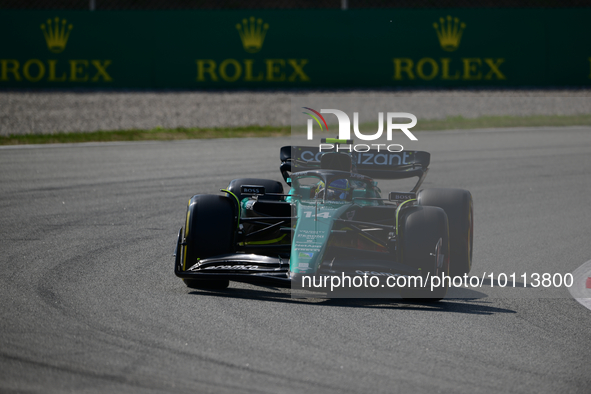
[302,108,418,152]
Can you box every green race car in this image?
[174,143,473,300]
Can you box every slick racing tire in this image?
[399,206,450,301]
[418,188,473,277]
[226,178,284,203]
[182,194,236,290]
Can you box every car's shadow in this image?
[188,285,515,316]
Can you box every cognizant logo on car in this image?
[299,150,416,167]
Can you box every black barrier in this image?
[1,9,590,88]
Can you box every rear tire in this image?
[182,194,236,289]
[399,206,450,301]
[418,188,473,277]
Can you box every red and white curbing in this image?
[569,260,591,311]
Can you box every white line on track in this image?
[568,260,591,311]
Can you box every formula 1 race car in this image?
[174,140,473,299]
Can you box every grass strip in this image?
[1,114,590,146]
[0,126,291,145]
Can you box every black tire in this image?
[226,178,284,203]
[399,206,450,301]
[182,194,236,289]
[418,188,473,277]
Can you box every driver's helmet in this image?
[315,178,351,200]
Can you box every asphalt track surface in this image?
[1,127,591,393]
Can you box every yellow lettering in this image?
[23,59,45,82]
[265,59,285,81]
[69,60,88,82]
[393,58,414,80]
[196,60,218,81]
[484,58,505,80]
[244,59,263,81]
[91,60,112,82]
[1,59,21,81]
[287,59,309,81]
[48,60,66,81]
[219,59,242,82]
[416,58,438,80]
[441,58,459,80]
[462,58,482,80]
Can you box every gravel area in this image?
[1,89,591,136]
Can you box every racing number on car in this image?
[303,211,330,219]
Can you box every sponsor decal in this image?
[354,151,410,165]
[199,265,259,270]
[196,16,309,83]
[354,270,397,277]
[392,16,505,82]
[0,17,113,83]
[240,185,265,196]
[433,15,466,52]
[295,246,321,253]
[298,149,415,167]
[236,16,269,53]
[297,230,327,239]
[388,191,416,201]
[298,252,313,259]
[41,17,73,53]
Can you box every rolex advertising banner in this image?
[1,9,590,89]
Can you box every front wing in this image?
[174,228,423,290]
[174,228,292,287]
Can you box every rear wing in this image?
[280,146,430,182]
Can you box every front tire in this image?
[418,188,473,277]
[399,206,450,301]
[181,194,236,289]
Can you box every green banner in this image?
[1,9,590,88]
